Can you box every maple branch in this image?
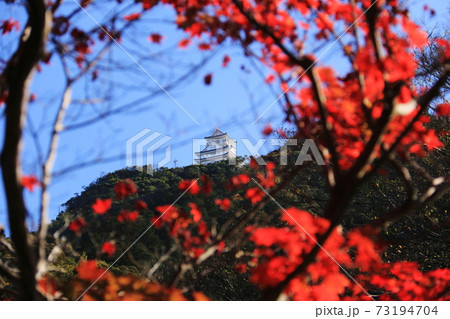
[371,177,450,228]
[387,154,418,200]
[370,64,450,176]
[0,259,20,285]
[385,218,450,245]
[0,0,49,300]
[147,245,177,280]
[231,0,340,180]
[365,1,384,61]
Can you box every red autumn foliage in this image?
[214,198,232,211]
[262,124,273,135]
[114,179,137,199]
[4,0,448,302]
[188,202,202,223]
[200,175,213,195]
[134,199,148,210]
[243,209,449,300]
[73,260,208,301]
[229,173,251,189]
[92,198,112,214]
[222,55,231,67]
[1,19,20,35]
[21,175,40,192]
[123,13,141,22]
[436,103,450,116]
[203,73,212,85]
[178,38,191,48]
[77,260,108,282]
[148,33,163,43]
[117,209,139,222]
[249,157,259,169]
[101,241,116,257]
[68,217,87,235]
[245,187,265,205]
[178,179,201,195]
[38,276,59,298]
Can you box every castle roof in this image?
[205,128,227,139]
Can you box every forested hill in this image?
[45,143,449,299]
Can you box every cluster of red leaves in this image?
[214,198,232,211]
[67,260,208,301]
[68,217,87,235]
[101,241,116,257]
[152,203,215,259]
[114,179,137,199]
[245,161,276,204]
[117,209,139,222]
[92,198,112,214]
[69,180,147,257]
[70,28,94,67]
[384,112,443,156]
[178,175,212,195]
[160,0,446,171]
[243,208,450,301]
[228,173,250,189]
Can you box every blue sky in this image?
[0,0,448,233]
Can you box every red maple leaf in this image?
[134,199,148,210]
[204,73,212,85]
[123,13,141,22]
[179,179,201,195]
[263,124,273,135]
[92,198,112,214]
[148,33,163,43]
[198,43,211,50]
[102,241,116,257]
[21,175,40,192]
[178,38,191,48]
[222,55,231,67]
[245,187,265,204]
[187,202,202,222]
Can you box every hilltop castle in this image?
[195,128,236,164]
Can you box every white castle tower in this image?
[195,128,236,164]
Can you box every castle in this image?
[195,128,236,164]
